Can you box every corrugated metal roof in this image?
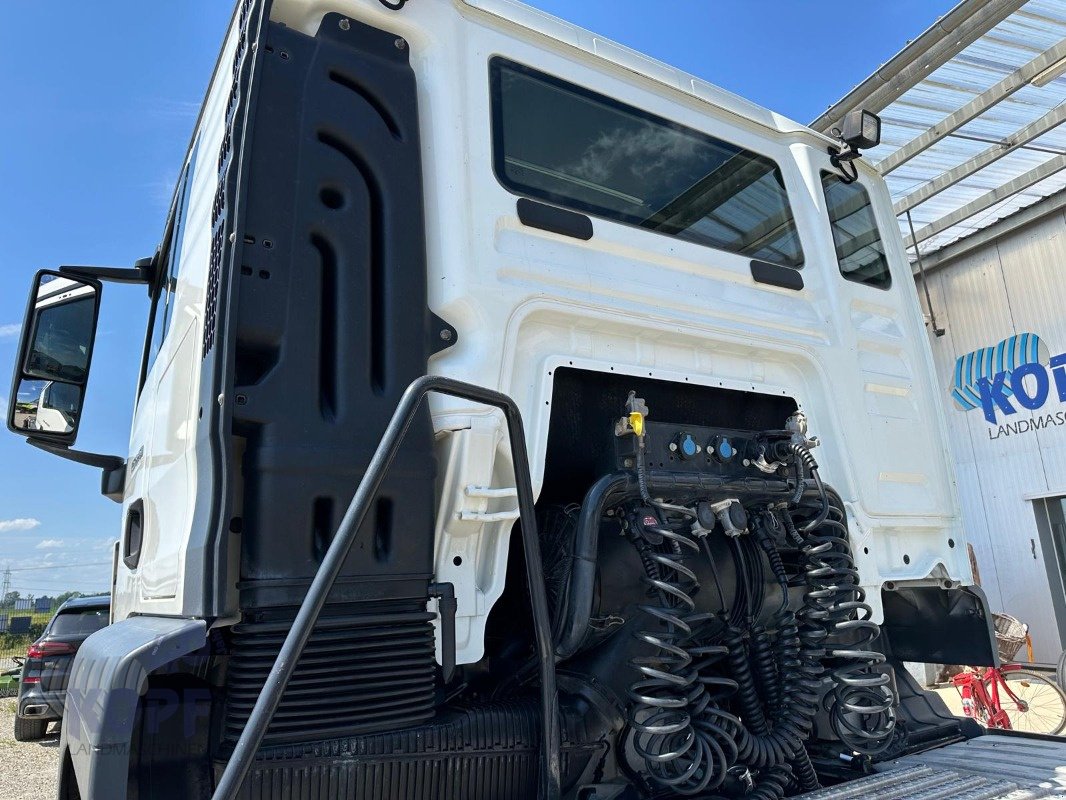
[818,0,1066,260]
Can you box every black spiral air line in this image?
[788,443,829,533]
[626,507,739,796]
[798,493,896,755]
[766,515,824,793]
[724,533,822,797]
[749,765,796,800]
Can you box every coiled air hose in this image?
[724,535,821,785]
[625,507,739,796]
[799,492,897,755]
[618,429,894,797]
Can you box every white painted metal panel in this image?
[925,209,1066,659]
[110,11,241,620]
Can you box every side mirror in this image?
[8,270,101,446]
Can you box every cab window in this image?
[144,144,199,381]
[490,58,804,268]
[820,172,891,289]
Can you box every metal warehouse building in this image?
[817,0,1066,661]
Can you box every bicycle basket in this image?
[992,612,1027,662]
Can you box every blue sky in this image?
[0,0,956,597]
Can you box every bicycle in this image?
[952,613,1066,735]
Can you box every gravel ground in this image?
[0,698,60,800]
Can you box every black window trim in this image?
[488,55,806,269]
[819,169,892,291]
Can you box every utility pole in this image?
[1,564,10,609]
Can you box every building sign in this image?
[952,332,1066,438]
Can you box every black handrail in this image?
[211,375,561,800]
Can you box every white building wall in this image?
[924,209,1066,662]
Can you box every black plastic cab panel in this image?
[229,15,440,611]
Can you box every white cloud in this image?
[35,539,64,550]
[0,323,19,339]
[0,518,42,533]
[145,173,178,210]
[147,98,200,119]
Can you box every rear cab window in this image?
[49,606,109,637]
[490,58,804,269]
[820,172,891,289]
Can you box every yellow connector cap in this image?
[629,412,644,437]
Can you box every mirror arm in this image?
[27,438,123,468]
[26,441,127,503]
[60,256,156,286]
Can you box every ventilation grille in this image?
[203,0,254,358]
[241,698,602,800]
[223,602,437,746]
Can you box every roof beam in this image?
[909,188,1066,273]
[879,38,1066,175]
[810,0,1027,133]
[894,103,1066,214]
[904,152,1066,247]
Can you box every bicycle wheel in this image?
[1002,670,1066,735]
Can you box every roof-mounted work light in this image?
[828,108,881,183]
[840,108,881,150]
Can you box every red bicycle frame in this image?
[952,664,1026,729]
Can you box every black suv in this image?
[14,594,110,741]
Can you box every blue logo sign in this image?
[952,333,1066,426]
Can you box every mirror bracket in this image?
[60,256,156,287]
[27,440,126,503]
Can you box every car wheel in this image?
[13,715,48,742]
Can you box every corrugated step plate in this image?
[797,735,1066,799]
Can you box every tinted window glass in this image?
[147,141,200,377]
[160,151,198,340]
[821,172,891,289]
[49,607,109,637]
[490,58,804,268]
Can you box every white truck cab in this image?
[8,2,1027,800]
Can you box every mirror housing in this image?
[7,270,102,446]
